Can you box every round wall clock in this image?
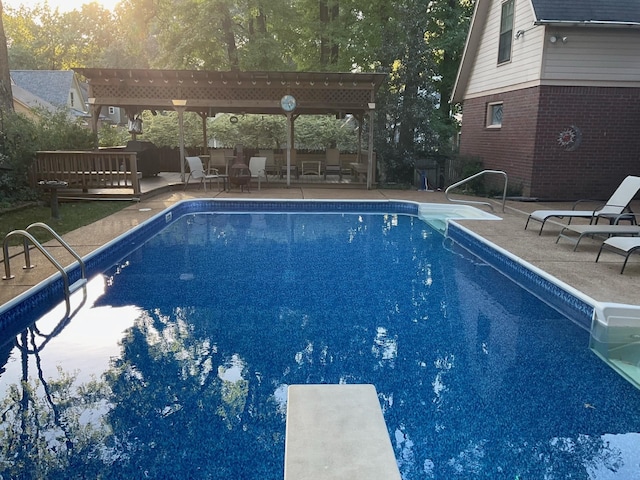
[280,94,297,112]
[557,125,582,151]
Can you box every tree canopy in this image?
[2,0,475,183]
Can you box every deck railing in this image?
[32,151,141,194]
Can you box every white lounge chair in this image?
[248,156,267,190]
[184,156,222,191]
[556,224,640,251]
[525,175,640,234]
[596,236,640,274]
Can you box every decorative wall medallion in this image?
[557,125,582,151]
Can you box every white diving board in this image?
[285,384,401,480]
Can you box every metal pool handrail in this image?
[445,170,508,212]
[2,222,87,316]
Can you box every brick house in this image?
[451,0,640,200]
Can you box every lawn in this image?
[0,201,131,245]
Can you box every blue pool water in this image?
[1,203,640,479]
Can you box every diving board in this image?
[284,384,401,480]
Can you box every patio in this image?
[2,184,640,310]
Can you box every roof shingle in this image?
[532,0,640,24]
[10,70,75,108]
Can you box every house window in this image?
[498,0,514,64]
[487,102,503,128]
[70,91,75,107]
[108,106,116,115]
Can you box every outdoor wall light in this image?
[549,35,567,44]
[515,29,525,39]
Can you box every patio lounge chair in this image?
[595,236,640,274]
[324,148,342,180]
[555,224,640,251]
[525,175,640,234]
[184,156,222,191]
[248,156,267,190]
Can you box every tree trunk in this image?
[0,0,14,112]
[219,3,239,70]
[319,0,339,67]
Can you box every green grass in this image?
[1,201,131,245]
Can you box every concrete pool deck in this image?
[2,185,640,310]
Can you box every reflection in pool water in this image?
[1,211,640,479]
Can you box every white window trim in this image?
[486,102,503,128]
[498,0,514,65]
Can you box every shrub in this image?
[0,108,98,205]
[0,109,40,205]
[33,108,96,151]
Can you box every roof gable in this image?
[451,0,640,103]
[10,82,57,113]
[10,70,76,108]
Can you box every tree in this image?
[1,0,475,186]
[4,3,117,70]
[426,0,475,145]
[0,0,13,112]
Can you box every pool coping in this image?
[0,198,625,336]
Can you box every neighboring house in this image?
[451,0,640,200]
[11,70,89,121]
[11,81,58,119]
[78,81,127,125]
[9,70,124,127]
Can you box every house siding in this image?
[465,0,543,99]
[460,85,640,199]
[542,28,640,85]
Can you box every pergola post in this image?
[87,98,100,149]
[367,103,375,190]
[172,99,188,183]
[286,113,292,187]
[199,112,208,155]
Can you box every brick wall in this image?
[459,86,640,200]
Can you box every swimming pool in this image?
[1,200,640,479]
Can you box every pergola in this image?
[75,68,387,188]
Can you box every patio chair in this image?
[208,149,228,175]
[324,148,342,180]
[184,156,222,191]
[525,175,640,234]
[248,156,267,190]
[595,236,640,274]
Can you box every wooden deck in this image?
[33,150,376,200]
[47,168,374,201]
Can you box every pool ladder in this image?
[3,222,87,316]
